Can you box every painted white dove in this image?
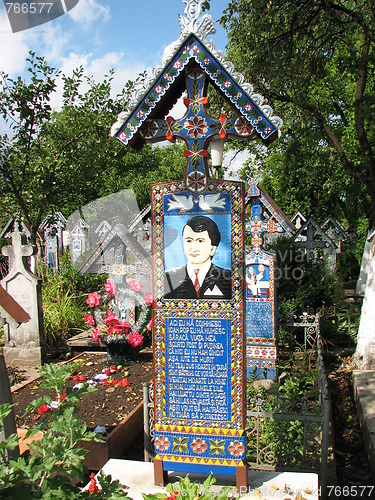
[197,193,226,211]
[167,193,194,212]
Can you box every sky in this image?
[0,0,250,178]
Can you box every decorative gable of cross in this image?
[111,2,283,193]
[140,66,255,192]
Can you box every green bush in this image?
[40,252,107,348]
[0,362,129,498]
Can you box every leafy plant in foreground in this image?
[0,361,129,498]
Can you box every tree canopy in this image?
[219,0,375,229]
[0,52,185,243]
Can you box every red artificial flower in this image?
[107,324,122,335]
[105,312,118,326]
[119,378,130,387]
[147,318,153,332]
[86,291,101,308]
[128,331,144,348]
[84,313,95,326]
[104,279,116,296]
[56,393,67,403]
[92,326,101,343]
[37,404,50,414]
[118,320,130,333]
[128,279,142,291]
[88,472,100,494]
[144,291,153,306]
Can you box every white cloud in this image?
[68,0,110,25]
[0,12,30,76]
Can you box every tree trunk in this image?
[353,232,375,369]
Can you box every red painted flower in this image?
[144,291,153,306]
[185,115,207,139]
[84,313,95,326]
[228,439,245,457]
[86,291,101,308]
[128,279,143,291]
[104,279,116,296]
[128,331,144,348]
[37,404,50,414]
[191,438,207,454]
[154,435,171,452]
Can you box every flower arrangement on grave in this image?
[85,278,153,356]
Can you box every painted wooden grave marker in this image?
[244,179,294,380]
[111,0,283,487]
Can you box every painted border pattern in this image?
[116,37,277,146]
[151,179,246,467]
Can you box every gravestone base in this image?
[2,345,45,367]
[154,459,248,493]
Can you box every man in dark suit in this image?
[164,216,232,299]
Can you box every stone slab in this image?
[3,346,44,367]
[87,459,319,499]
[353,370,375,478]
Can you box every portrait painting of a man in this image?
[164,215,232,299]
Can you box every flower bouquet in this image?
[85,278,153,362]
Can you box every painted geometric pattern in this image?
[246,344,277,360]
[151,179,245,467]
[116,36,277,146]
[154,430,245,465]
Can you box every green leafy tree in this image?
[0,52,186,246]
[219,0,375,368]
[220,0,375,225]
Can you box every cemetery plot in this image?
[12,352,152,434]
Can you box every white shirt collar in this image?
[187,260,212,285]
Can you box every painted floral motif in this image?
[154,435,171,452]
[208,439,225,456]
[172,436,189,453]
[190,438,208,454]
[184,115,207,139]
[228,439,245,457]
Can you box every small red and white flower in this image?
[86,291,101,308]
[84,313,95,326]
[128,279,143,291]
[154,435,171,452]
[228,439,245,457]
[104,279,116,296]
[191,438,208,454]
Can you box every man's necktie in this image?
[194,269,200,297]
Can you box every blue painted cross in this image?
[140,67,255,192]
